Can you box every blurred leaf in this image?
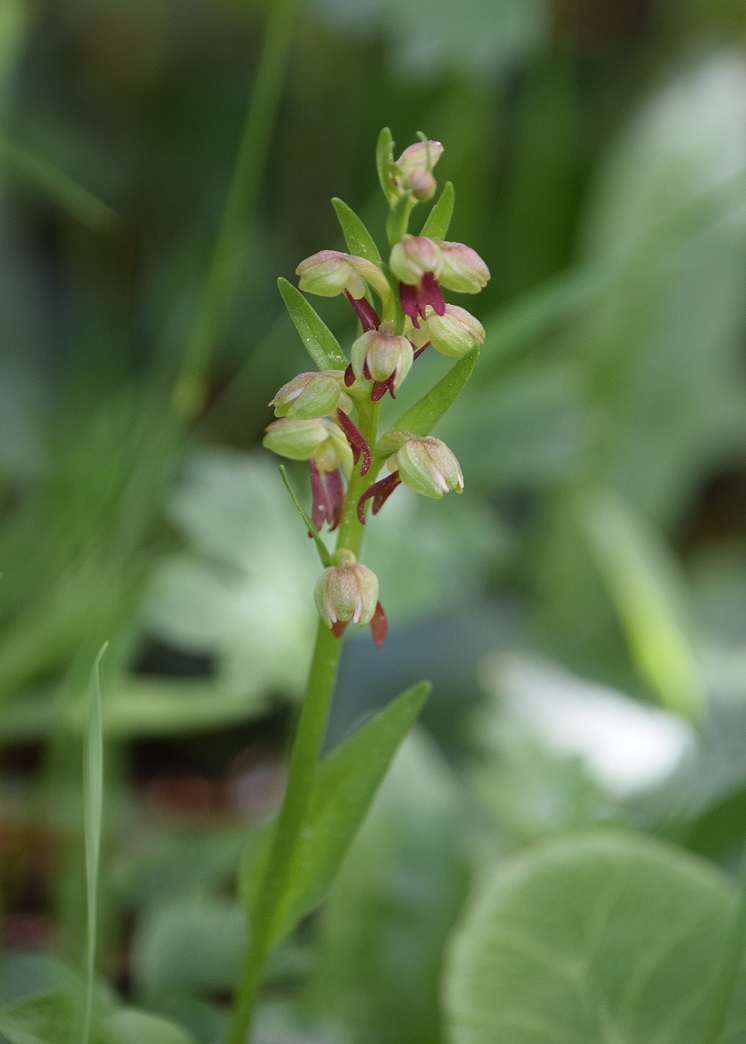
[313,732,472,1044]
[378,349,478,454]
[131,896,246,998]
[311,0,548,78]
[444,832,745,1044]
[0,992,75,1044]
[145,450,319,701]
[278,279,348,371]
[81,644,107,1044]
[419,182,455,240]
[582,492,704,720]
[103,1009,196,1044]
[331,198,382,265]
[242,681,430,947]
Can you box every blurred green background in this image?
[2,0,746,1040]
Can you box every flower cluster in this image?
[263,132,489,647]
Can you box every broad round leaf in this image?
[445,831,745,1044]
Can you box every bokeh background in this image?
[2,0,746,1040]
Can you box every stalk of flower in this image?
[233,130,488,1044]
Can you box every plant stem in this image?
[227,620,343,1044]
[173,0,297,422]
[703,848,746,1044]
[228,403,380,1043]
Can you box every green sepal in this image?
[278,278,348,371]
[279,465,332,568]
[386,192,414,246]
[420,181,455,240]
[240,680,431,948]
[331,197,382,266]
[376,127,395,205]
[378,348,478,455]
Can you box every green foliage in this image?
[420,182,455,240]
[331,198,383,266]
[278,279,348,371]
[445,832,746,1044]
[242,681,430,948]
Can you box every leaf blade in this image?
[376,127,395,204]
[331,197,382,265]
[278,278,347,371]
[420,181,455,240]
[241,680,430,946]
[378,348,478,454]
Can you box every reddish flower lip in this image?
[336,408,371,475]
[357,471,402,524]
[400,272,446,326]
[310,461,344,532]
[345,290,380,332]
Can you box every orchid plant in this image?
[228,129,489,1043]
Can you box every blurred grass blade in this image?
[0,138,115,231]
[582,492,704,721]
[173,0,298,421]
[376,126,394,203]
[331,197,382,265]
[703,846,746,1044]
[278,278,348,370]
[241,680,430,947]
[378,348,478,454]
[279,465,332,568]
[420,181,455,239]
[81,642,108,1044]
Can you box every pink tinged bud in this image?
[310,461,344,532]
[270,371,345,419]
[263,417,353,473]
[396,139,444,178]
[296,251,389,301]
[389,237,443,285]
[336,408,371,475]
[394,437,464,499]
[420,304,485,358]
[315,551,379,633]
[351,327,413,394]
[436,242,490,294]
[408,169,437,202]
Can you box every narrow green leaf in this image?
[278,279,347,371]
[81,642,107,1044]
[376,127,394,203]
[582,492,704,721]
[279,465,332,568]
[241,680,430,947]
[331,198,382,266]
[420,181,455,240]
[378,348,478,455]
[445,832,743,1044]
[0,991,76,1044]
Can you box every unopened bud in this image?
[263,417,353,473]
[270,371,346,419]
[420,304,485,357]
[408,169,437,202]
[296,250,389,301]
[315,551,379,630]
[351,325,413,392]
[392,436,464,498]
[397,139,444,179]
[436,241,490,294]
[389,236,442,285]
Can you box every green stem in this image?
[227,621,343,1044]
[173,0,297,422]
[703,848,746,1044]
[228,404,380,1043]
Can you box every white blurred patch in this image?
[480,653,695,799]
